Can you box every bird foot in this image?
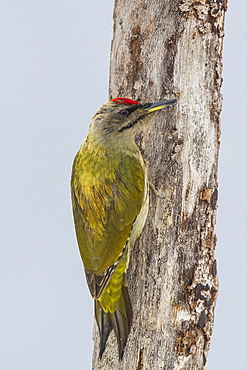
[149,182,165,199]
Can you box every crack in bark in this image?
[136,348,144,370]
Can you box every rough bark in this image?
[92,0,227,369]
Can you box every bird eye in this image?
[119,109,129,117]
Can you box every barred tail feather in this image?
[95,285,133,359]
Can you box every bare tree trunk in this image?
[92,0,227,369]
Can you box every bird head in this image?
[88,97,177,146]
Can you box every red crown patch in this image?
[110,98,140,105]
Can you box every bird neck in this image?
[85,131,140,157]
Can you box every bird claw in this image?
[149,182,165,199]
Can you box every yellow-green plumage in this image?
[70,97,176,359]
[72,146,146,276]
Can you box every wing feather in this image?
[71,146,145,297]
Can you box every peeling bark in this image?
[92,0,227,369]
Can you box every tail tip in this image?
[98,341,125,360]
[119,346,125,360]
[99,345,105,360]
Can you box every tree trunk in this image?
[92,0,227,369]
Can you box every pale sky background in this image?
[1,1,246,369]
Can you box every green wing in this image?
[71,146,145,298]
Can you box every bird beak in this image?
[144,99,177,113]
